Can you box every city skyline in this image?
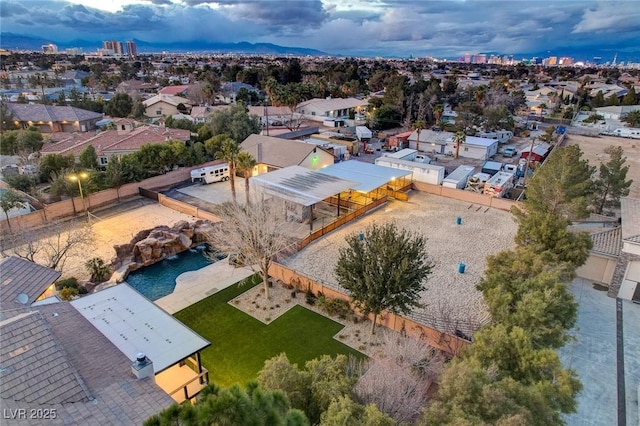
[1,0,639,60]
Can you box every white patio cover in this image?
[250,165,358,206]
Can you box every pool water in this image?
[126,246,221,301]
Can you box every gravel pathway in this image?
[281,192,518,334]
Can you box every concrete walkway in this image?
[560,278,640,426]
[154,261,254,314]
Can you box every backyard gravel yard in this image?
[282,192,518,334]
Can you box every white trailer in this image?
[612,128,640,139]
[356,125,373,141]
[375,157,444,185]
[190,163,230,184]
[443,165,475,189]
[483,171,515,198]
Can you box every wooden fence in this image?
[269,262,470,356]
[296,196,388,251]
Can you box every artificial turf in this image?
[173,275,364,388]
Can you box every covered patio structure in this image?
[71,284,211,403]
[318,160,413,204]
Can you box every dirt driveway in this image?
[565,133,640,198]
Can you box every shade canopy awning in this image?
[250,165,358,206]
[318,160,412,193]
[71,284,210,373]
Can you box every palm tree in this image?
[236,151,257,206]
[453,131,466,159]
[0,189,26,233]
[412,120,426,152]
[433,104,444,124]
[216,137,240,203]
[621,110,640,128]
[539,103,547,118]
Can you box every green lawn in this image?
[173,276,364,387]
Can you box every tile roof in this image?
[589,227,622,257]
[296,97,368,113]
[0,303,174,425]
[40,125,191,158]
[241,134,316,168]
[158,85,190,95]
[0,257,60,311]
[0,311,92,404]
[4,102,103,123]
[621,198,640,241]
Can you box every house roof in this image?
[41,125,190,157]
[247,106,294,118]
[220,82,259,93]
[191,105,229,119]
[0,257,60,311]
[408,129,452,144]
[158,85,190,95]
[71,283,210,374]
[520,142,551,157]
[451,135,498,147]
[0,303,174,424]
[4,102,103,123]
[589,227,622,257]
[0,311,92,404]
[241,134,324,169]
[250,165,357,206]
[296,97,368,113]
[142,94,191,107]
[621,197,640,241]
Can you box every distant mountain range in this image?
[0,33,330,56]
[2,32,639,63]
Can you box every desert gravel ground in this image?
[282,191,518,334]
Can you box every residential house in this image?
[247,106,301,129]
[190,105,229,124]
[0,256,60,311]
[407,129,453,154]
[3,102,103,133]
[444,135,499,160]
[240,134,334,175]
[116,79,160,96]
[143,94,192,118]
[0,262,211,422]
[158,85,191,96]
[41,121,190,167]
[295,97,368,121]
[218,82,260,104]
[477,130,513,144]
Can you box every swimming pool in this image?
[126,246,221,301]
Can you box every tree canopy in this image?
[592,145,633,214]
[206,103,261,142]
[144,382,309,426]
[523,144,595,220]
[334,222,433,334]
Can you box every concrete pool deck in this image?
[155,261,254,314]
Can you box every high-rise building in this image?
[473,53,487,64]
[103,40,124,55]
[559,57,573,66]
[126,41,137,59]
[464,53,472,63]
[42,44,58,54]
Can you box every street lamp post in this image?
[68,171,89,218]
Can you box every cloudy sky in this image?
[2,0,639,59]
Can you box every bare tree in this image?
[1,221,93,273]
[206,195,294,299]
[354,333,444,423]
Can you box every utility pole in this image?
[522,137,535,186]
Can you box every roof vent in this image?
[16,293,28,305]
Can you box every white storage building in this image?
[375,156,445,185]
